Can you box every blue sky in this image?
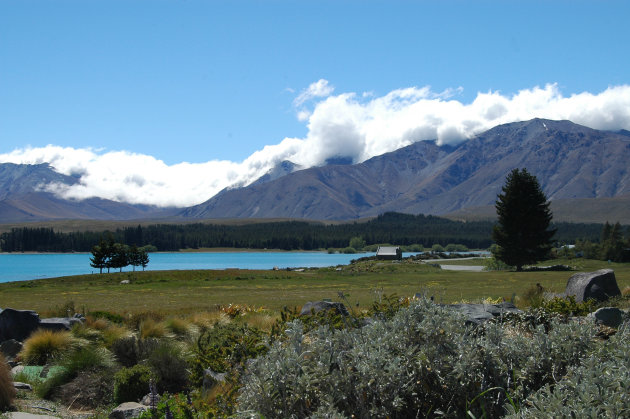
[1,0,629,207]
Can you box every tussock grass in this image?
[0,354,15,411]
[19,330,76,365]
[164,316,194,337]
[139,318,167,339]
[102,324,132,347]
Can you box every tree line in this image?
[0,212,607,253]
[89,238,150,273]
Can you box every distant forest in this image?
[0,212,606,252]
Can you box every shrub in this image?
[147,341,190,394]
[520,283,546,308]
[0,354,16,411]
[507,324,630,417]
[87,310,125,324]
[540,295,595,316]
[110,336,159,367]
[189,322,267,388]
[113,364,156,404]
[19,330,75,365]
[341,246,356,254]
[237,297,601,418]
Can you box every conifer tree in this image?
[492,168,556,271]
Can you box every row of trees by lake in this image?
[0,212,607,253]
[89,239,150,273]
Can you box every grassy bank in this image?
[1,258,628,316]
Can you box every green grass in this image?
[0,258,628,316]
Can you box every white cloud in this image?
[1,82,629,207]
[293,79,334,107]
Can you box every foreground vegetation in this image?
[1,257,629,417]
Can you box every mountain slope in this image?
[0,163,178,222]
[182,119,630,220]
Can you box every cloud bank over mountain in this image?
[1,82,629,207]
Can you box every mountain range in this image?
[1,118,629,224]
[181,119,630,222]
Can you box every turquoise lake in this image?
[0,252,399,283]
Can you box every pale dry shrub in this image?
[164,316,194,336]
[19,330,76,365]
[189,311,231,329]
[0,354,16,411]
[86,317,110,330]
[102,324,132,347]
[242,312,278,331]
[622,286,630,297]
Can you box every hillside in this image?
[181,119,630,220]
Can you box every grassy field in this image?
[0,258,628,317]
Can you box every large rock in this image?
[300,301,349,316]
[39,317,83,332]
[0,339,23,360]
[565,269,621,302]
[446,302,522,325]
[0,309,40,342]
[4,413,60,419]
[109,402,149,419]
[588,307,625,328]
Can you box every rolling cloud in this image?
[1,82,629,207]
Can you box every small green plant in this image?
[540,296,595,316]
[113,364,156,404]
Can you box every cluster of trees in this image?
[89,239,150,274]
[573,221,630,262]
[0,214,605,254]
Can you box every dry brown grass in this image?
[139,318,167,339]
[0,353,16,411]
[19,330,76,365]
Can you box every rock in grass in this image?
[109,402,149,419]
[446,302,521,325]
[0,308,40,342]
[38,317,83,332]
[300,301,349,316]
[0,339,23,360]
[565,269,621,302]
[13,381,32,390]
[588,307,624,328]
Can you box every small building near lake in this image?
[376,246,402,260]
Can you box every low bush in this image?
[110,336,159,367]
[237,297,601,418]
[113,364,156,404]
[540,295,595,316]
[19,330,76,365]
[148,341,190,394]
[507,325,630,417]
[0,354,16,411]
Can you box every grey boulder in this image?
[300,301,349,316]
[0,339,23,360]
[588,307,625,328]
[565,269,621,302]
[0,309,40,342]
[39,317,83,332]
[109,402,149,419]
[447,302,522,325]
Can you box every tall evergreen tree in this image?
[492,168,556,271]
[89,239,108,274]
